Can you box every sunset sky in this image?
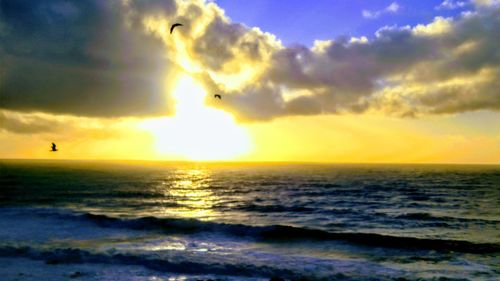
[0,0,499,163]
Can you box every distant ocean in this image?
[0,160,498,280]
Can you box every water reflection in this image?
[163,168,218,220]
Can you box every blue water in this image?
[0,160,498,280]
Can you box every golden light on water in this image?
[140,75,252,161]
[165,168,217,219]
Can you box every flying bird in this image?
[51,142,58,152]
[170,23,183,34]
[214,94,222,99]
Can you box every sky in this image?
[213,0,470,45]
[0,0,499,163]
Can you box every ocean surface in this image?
[0,160,498,280]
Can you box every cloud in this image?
[472,0,500,7]
[362,2,400,19]
[1,0,499,122]
[436,0,499,10]
[0,110,63,134]
[436,0,468,10]
[0,110,138,140]
[0,0,177,117]
[138,1,498,121]
[412,16,453,35]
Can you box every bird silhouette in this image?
[214,94,222,99]
[170,23,183,34]
[51,142,58,152]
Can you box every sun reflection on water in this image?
[163,168,218,220]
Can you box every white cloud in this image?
[436,0,468,10]
[362,2,400,19]
[386,2,400,12]
[412,17,453,36]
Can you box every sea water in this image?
[0,160,498,280]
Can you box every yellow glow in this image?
[161,168,218,219]
[1,110,498,163]
[239,113,500,164]
[140,75,252,161]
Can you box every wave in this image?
[228,203,354,215]
[3,207,497,254]
[0,246,305,279]
[393,212,499,224]
[232,204,316,213]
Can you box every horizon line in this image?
[1,158,499,166]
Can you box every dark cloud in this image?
[417,71,500,113]
[193,18,247,70]
[0,0,176,117]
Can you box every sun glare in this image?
[141,75,252,161]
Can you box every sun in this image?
[140,75,252,161]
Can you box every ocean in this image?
[0,160,498,280]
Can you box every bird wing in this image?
[170,23,183,34]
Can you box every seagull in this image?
[51,142,58,152]
[170,23,183,34]
[214,94,222,99]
